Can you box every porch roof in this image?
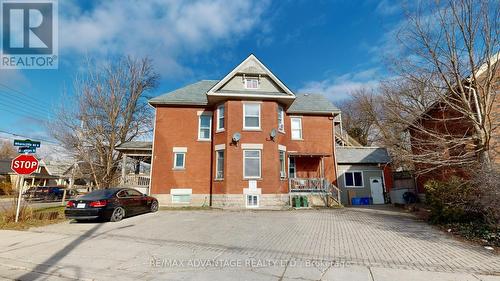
[288,152,331,157]
[336,147,391,164]
[115,141,152,152]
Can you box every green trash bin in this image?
[294,196,301,208]
[302,196,309,207]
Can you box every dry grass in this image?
[0,181,13,196]
[0,198,66,230]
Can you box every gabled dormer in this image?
[207,54,296,106]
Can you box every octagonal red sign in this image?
[11,154,39,175]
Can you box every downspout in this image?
[209,108,215,207]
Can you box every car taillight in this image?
[66,201,75,208]
[89,200,107,207]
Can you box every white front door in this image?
[370,177,384,204]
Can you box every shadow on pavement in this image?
[17,223,104,281]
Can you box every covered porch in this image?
[115,141,153,194]
[287,152,341,205]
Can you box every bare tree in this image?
[0,140,17,159]
[50,56,159,188]
[386,0,499,174]
[336,88,380,146]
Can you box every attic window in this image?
[244,77,259,89]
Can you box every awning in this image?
[287,152,331,157]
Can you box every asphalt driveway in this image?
[0,207,498,280]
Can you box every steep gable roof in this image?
[149,80,218,106]
[207,54,295,98]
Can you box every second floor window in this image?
[243,103,261,130]
[217,105,225,131]
[291,117,302,140]
[198,114,212,140]
[278,106,284,132]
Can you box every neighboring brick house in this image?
[147,54,344,208]
[409,56,500,194]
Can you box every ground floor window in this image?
[289,157,296,178]
[173,152,185,169]
[243,149,261,179]
[215,150,224,179]
[246,194,259,207]
[279,150,286,179]
[345,171,363,187]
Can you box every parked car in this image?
[64,188,158,222]
[23,186,78,201]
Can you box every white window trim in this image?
[344,170,364,188]
[244,77,259,89]
[290,117,303,140]
[243,149,261,179]
[172,147,188,153]
[214,143,226,150]
[216,105,225,132]
[245,194,260,208]
[278,106,285,133]
[173,152,186,170]
[215,149,224,180]
[241,143,263,149]
[198,114,212,141]
[243,103,261,131]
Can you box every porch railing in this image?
[289,178,341,204]
[123,174,150,187]
[289,178,328,192]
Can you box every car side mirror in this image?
[143,193,147,197]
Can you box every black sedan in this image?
[65,188,158,222]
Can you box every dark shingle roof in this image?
[287,93,340,114]
[115,141,152,151]
[336,147,391,164]
[149,80,218,106]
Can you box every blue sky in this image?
[0,0,404,143]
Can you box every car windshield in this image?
[78,189,117,200]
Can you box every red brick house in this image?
[409,56,500,194]
[146,54,348,208]
[115,55,395,208]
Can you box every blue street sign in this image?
[13,139,41,148]
[18,147,36,153]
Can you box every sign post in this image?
[11,154,40,223]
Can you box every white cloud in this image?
[0,69,29,86]
[59,0,269,77]
[298,68,381,101]
[375,0,402,16]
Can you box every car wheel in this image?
[150,200,159,213]
[110,207,125,222]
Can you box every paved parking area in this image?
[0,207,498,280]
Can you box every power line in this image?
[0,129,59,144]
[0,93,53,119]
[0,82,53,108]
[0,99,51,121]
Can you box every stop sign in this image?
[11,154,39,175]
